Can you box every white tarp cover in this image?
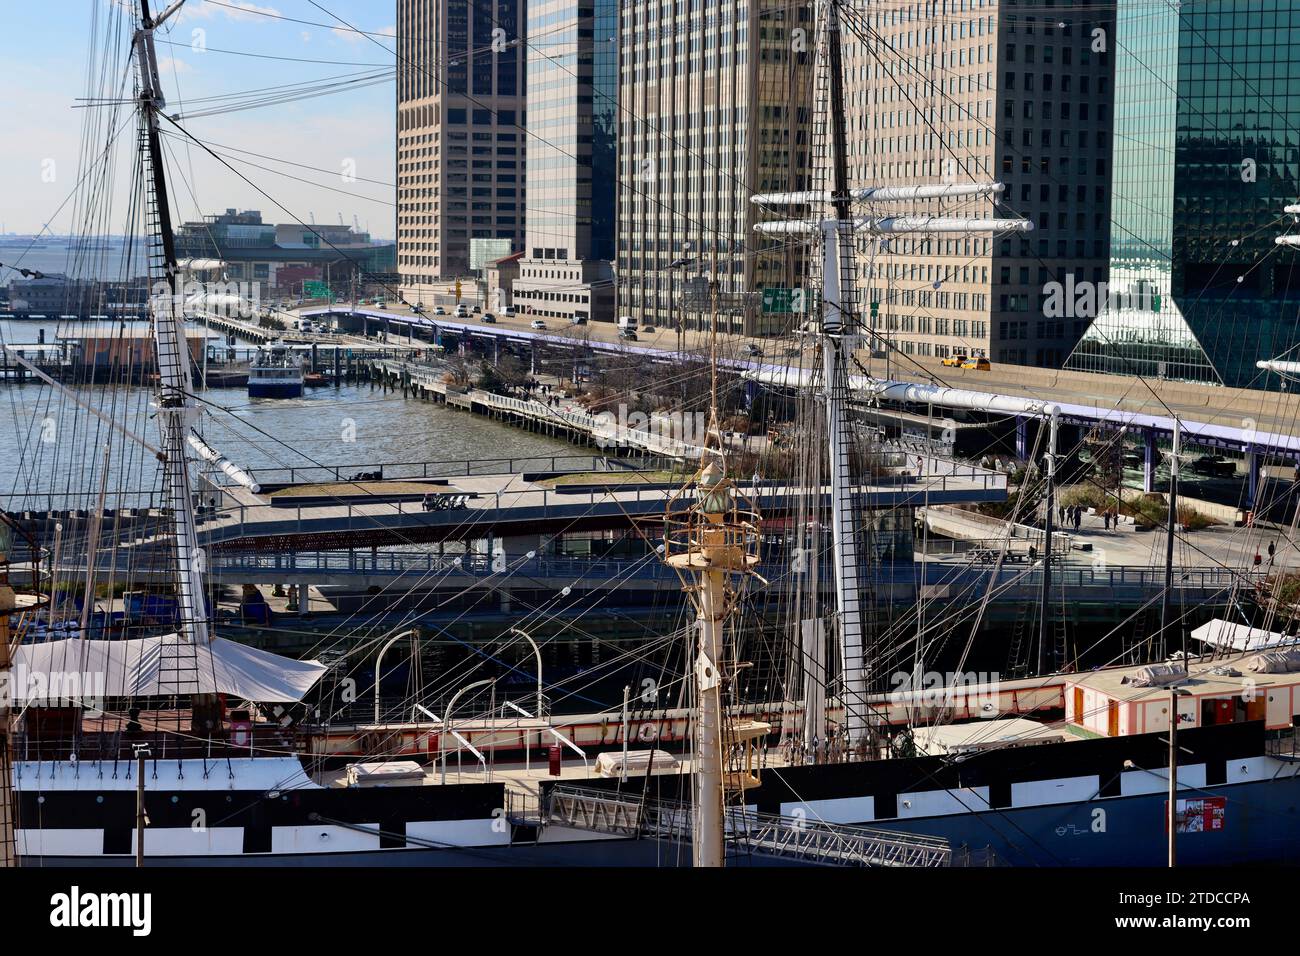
[595,750,677,778]
[1246,649,1300,674]
[10,635,327,703]
[1191,618,1298,652]
[1122,663,1188,688]
[346,761,425,787]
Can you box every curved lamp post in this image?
[441,678,494,784]
[505,626,544,719]
[374,628,420,724]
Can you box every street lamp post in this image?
[373,628,421,724]
[505,627,544,720]
[441,679,494,785]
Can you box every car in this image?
[433,306,447,315]
[471,305,482,314]
[745,343,762,357]
[571,316,588,325]
[530,319,547,330]
[411,302,426,315]
[641,324,656,333]
[1191,455,1235,478]
[481,313,497,323]
[619,328,639,341]
[453,306,468,318]
[941,354,968,367]
[501,306,517,317]
[960,356,991,371]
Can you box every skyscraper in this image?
[397,0,528,303]
[509,0,618,323]
[616,0,813,336]
[841,0,1115,369]
[1067,0,1300,388]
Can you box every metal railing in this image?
[37,475,995,546]
[737,812,954,868]
[243,452,654,486]
[544,784,957,867]
[46,542,1251,597]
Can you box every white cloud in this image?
[157,56,194,74]
[180,1,282,24]
[331,24,394,45]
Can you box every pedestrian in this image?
[1058,504,1065,524]
[916,455,925,477]
[1074,508,1082,532]
[1103,511,1110,531]
[1269,540,1277,566]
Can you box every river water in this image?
[0,315,573,508]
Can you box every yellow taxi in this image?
[960,356,991,371]
[940,354,968,367]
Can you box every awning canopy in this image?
[1190,619,1299,652]
[11,636,327,704]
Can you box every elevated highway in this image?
[304,304,1300,470]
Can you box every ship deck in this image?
[1068,648,1300,704]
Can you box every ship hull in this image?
[18,774,1299,867]
[817,773,1300,866]
[22,771,1300,867]
[247,380,303,398]
[16,726,1300,867]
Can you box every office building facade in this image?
[397,0,528,302]
[616,0,812,336]
[510,0,618,324]
[843,0,1115,368]
[1067,0,1300,388]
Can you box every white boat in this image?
[248,342,304,398]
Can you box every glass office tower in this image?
[1067,0,1300,387]
[510,0,619,323]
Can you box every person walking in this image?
[1058,504,1065,524]
[1269,540,1277,566]
[1073,507,1082,532]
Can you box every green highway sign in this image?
[304,280,332,299]
[761,287,817,314]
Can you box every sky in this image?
[0,0,397,238]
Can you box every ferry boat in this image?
[248,342,304,398]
